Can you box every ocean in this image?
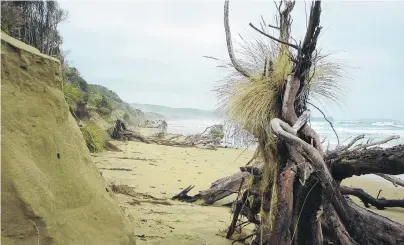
[166,117,404,148]
[131,103,404,180]
[165,116,404,180]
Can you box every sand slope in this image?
[1,33,136,245]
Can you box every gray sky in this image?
[59,0,404,120]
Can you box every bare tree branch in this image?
[307,101,340,146]
[249,23,299,50]
[292,110,311,133]
[351,135,400,151]
[268,24,280,30]
[375,174,404,188]
[336,134,365,152]
[341,186,404,210]
[224,0,251,78]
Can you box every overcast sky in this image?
[59,0,404,120]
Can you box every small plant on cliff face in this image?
[63,83,83,110]
[123,112,130,122]
[80,124,104,153]
[97,107,111,116]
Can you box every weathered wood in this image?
[376,174,404,188]
[351,135,399,151]
[346,201,404,245]
[340,185,404,210]
[121,130,152,144]
[215,0,404,244]
[292,177,323,245]
[199,171,250,205]
[172,185,195,201]
[292,110,311,133]
[239,166,261,176]
[224,0,251,78]
[330,145,404,180]
[172,171,249,205]
[271,118,353,228]
[268,166,296,245]
[323,199,358,245]
[111,120,152,143]
[226,200,243,239]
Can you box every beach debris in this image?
[100,167,132,171]
[134,234,165,241]
[106,156,158,162]
[111,119,225,149]
[110,119,152,143]
[110,183,172,206]
[142,119,167,130]
[172,170,251,205]
[128,198,172,206]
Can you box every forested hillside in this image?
[1,0,162,153]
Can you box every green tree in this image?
[1,1,68,56]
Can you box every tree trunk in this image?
[206,1,404,244]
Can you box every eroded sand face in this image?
[93,141,404,245]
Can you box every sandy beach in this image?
[92,141,404,245]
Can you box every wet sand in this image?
[92,141,404,244]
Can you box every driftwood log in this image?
[111,120,151,143]
[172,170,250,205]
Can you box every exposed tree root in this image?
[330,145,404,180]
[376,174,404,188]
[340,186,404,210]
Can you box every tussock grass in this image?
[224,50,291,138]
[63,82,83,110]
[80,124,105,153]
[304,59,348,108]
[211,33,346,143]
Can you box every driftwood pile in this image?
[142,119,167,130]
[173,1,404,244]
[173,135,404,243]
[110,119,225,149]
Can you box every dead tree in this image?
[182,1,404,244]
[111,119,151,143]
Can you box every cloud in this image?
[59,1,404,119]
